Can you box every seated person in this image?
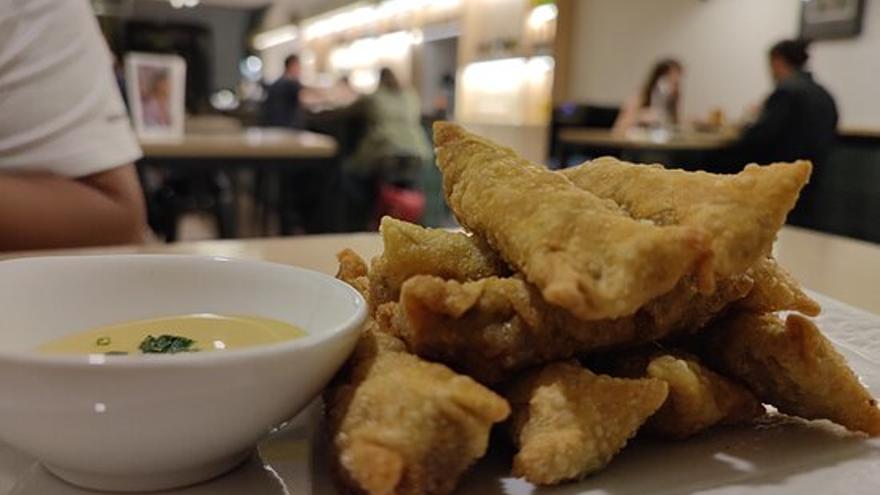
[0,0,146,251]
[613,58,683,133]
[313,68,431,231]
[731,39,838,167]
[260,54,320,128]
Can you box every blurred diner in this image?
[313,68,431,231]
[261,54,305,129]
[613,58,684,133]
[728,39,839,169]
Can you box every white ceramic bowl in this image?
[0,255,365,492]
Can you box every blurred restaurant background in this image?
[6,0,880,249]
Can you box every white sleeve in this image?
[0,0,142,178]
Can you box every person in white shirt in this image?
[0,0,146,251]
[613,58,684,133]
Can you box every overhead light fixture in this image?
[253,25,300,51]
[303,0,463,41]
[527,3,557,29]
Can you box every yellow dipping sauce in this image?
[37,313,306,355]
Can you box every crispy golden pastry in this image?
[369,217,507,307]
[337,248,371,302]
[561,157,811,278]
[611,352,764,438]
[506,361,668,485]
[704,312,880,436]
[737,257,821,316]
[392,273,753,383]
[326,327,510,495]
[330,250,510,494]
[433,122,711,320]
[367,221,810,325]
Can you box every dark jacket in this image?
[735,71,838,166]
[261,77,303,129]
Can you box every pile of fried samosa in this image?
[326,122,880,495]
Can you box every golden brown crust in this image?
[434,122,712,320]
[326,329,511,495]
[506,361,668,484]
[336,249,371,303]
[738,257,821,316]
[330,250,510,495]
[704,312,880,436]
[561,156,811,279]
[369,217,507,308]
[323,124,876,490]
[611,351,764,438]
[392,273,753,383]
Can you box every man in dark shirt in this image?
[261,54,304,129]
[733,39,838,167]
[728,39,838,228]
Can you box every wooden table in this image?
[2,227,878,315]
[557,127,737,167]
[137,128,340,239]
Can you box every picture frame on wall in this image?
[124,52,186,140]
[800,0,866,40]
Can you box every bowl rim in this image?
[0,254,367,368]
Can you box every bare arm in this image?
[0,164,147,251]
[612,95,641,134]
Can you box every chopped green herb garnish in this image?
[138,334,197,354]
[96,336,112,347]
[104,351,129,356]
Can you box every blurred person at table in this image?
[0,0,146,251]
[261,54,305,129]
[613,58,683,133]
[317,68,431,231]
[731,39,838,168]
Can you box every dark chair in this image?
[141,167,237,242]
[549,103,621,166]
[342,154,426,232]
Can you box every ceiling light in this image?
[527,3,557,29]
[253,25,299,51]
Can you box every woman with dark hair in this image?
[318,66,430,230]
[378,67,401,91]
[731,39,838,167]
[613,58,683,132]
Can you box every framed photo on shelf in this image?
[124,52,186,140]
[800,0,865,40]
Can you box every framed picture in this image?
[124,53,186,140]
[800,0,865,40]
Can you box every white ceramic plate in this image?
[2,292,879,495]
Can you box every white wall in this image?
[567,0,878,128]
[811,1,880,128]
[419,37,458,115]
